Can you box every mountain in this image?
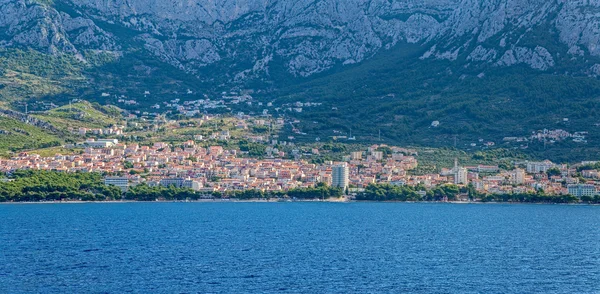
[3,0,600,78]
[2,0,600,160]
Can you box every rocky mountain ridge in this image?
[2,0,600,82]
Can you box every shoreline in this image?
[1,199,598,206]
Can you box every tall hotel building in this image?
[332,163,349,190]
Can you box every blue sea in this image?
[1,202,599,293]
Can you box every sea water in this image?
[1,202,599,293]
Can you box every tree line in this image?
[212,182,344,200]
[0,171,344,202]
[0,171,596,204]
[356,183,589,204]
[0,170,122,202]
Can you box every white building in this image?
[159,178,202,191]
[182,180,202,191]
[526,161,555,174]
[82,139,119,148]
[104,177,129,192]
[453,158,468,185]
[514,168,526,185]
[371,151,383,161]
[350,151,362,160]
[332,163,349,190]
[455,167,468,185]
[568,184,596,198]
[159,178,185,187]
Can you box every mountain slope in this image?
[1,0,600,160]
[0,115,62,156]
[3,0,600,82]
[277,43,600,152]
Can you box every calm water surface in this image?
[1,202,599,293]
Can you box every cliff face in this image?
[2,0,600,81]
[0,0,117,53]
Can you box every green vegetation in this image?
[284,183,344,199]
[0,100,124,157]
[0,101,125,157]
[119,116,282,158]
[0,171,590,204]
[0,170,122,202]
[124,184,197,201]
[2,34,600,163]
[238,140,267,157]
[0,116,62,156]
[479,192,580,204]
[3,36,600,163]
[0,45,212,110]
[580,195,600,204]
[32,101,121,129]
[0,170,344,202]
[273,42,600,162]
[252,126,269,133]
[0,48,85,103]
[577,162,600,172]
[356,184,424,201]
[546,167,562,177]
[0,171,201,202]
[356,183,582,204]
[356,183,469,202]
[217,182,344,200]
[321,143,347,153]
[411,147,528,175]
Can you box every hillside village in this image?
[1,98,600,201]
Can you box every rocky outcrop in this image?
[467,46,498,63]
[496,46,555,70]
[60,13,117,51]
[0,0,116,55]
[556,0,600,57]
[0,0,75,53]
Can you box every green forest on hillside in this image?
[0,116,61,156]
[2,29,600,162]
[273,42,600,162]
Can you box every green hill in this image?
[0,48,210,109]
[32,101,123,130]
[272,43,600,162]
[0,116,62,157]
[0,100,126,157]
[0,48,86,105]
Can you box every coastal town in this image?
[1,96,600,202]
[1,134,599,200]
